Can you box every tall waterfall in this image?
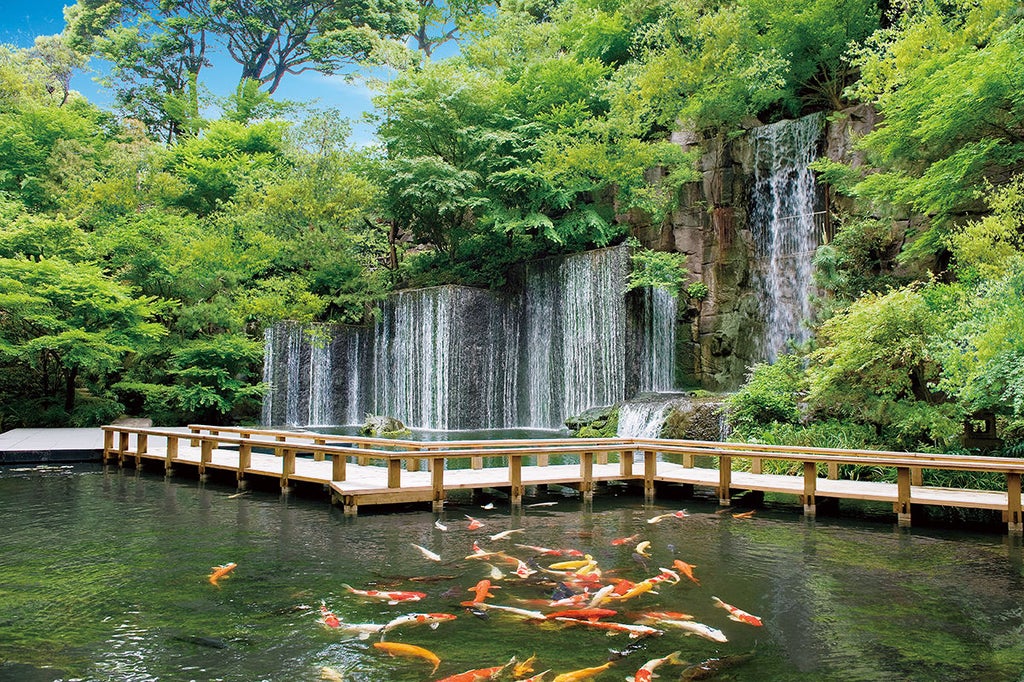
[263,246,678,430]
[749,113,824,362]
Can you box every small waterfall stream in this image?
[749,113,824,362]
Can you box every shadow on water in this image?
[2,463,1024,681]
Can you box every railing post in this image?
[827,462,839,480]
[190,426,200,447]
[802,461,817,517]
[510,455,523,507]
[911,467,923,486]
[580,451,594,501]
[238,442,252,486]
[313,438,326,462]
[644,450,656,502]
[431,457,445,512]
[135,433,148,468]
[750,456,762,475]
[718,455,732,506]
[536,453,549,467]
[471,454,483,470]
[358,442,369,466]
[682,451,695,468]
[331,451,347,482]
[596,450,608,466]
[896,466,912,527]
[1007,472,1023,535]
[200,439,213,479]
[118,431,129,466]
[407,455,421,472]
[103,429,114,463]
[165,435,178,475]
[387,457,402,488]
[619,450,633,478]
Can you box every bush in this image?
[725,354,804,436]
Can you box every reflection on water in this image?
[1,464,1024,681]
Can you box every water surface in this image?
[2,464,1023,681]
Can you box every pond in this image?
[2,463,1024,681]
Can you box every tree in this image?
[409,0,495,57]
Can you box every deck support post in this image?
[896,466,912,527]
[387,458,402,488]
[135,434,147,468]
[280,448,296,493]
[510,455,524,507]
[332,452,347,482]
[199,440,213,477]
[165,436,178,476]
[313,439,326,462]
[190,427,200,447]
[238,443,252,483]
[580,452,594,502]
[717,456,732,506]
[343,499,358,516]
[1007,472,1023,534]
[432,457,445,512]
[802,461,817,517]
[102,429,114,462]
[118,431,129,466]
[643,451,656,502]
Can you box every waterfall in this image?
[616,396,675,439]
[749,113,824,362]
[263,246,678,430]
[261,326,274,425]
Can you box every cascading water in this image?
[616,397,674,439]
[263,246,678,430]
[749,113,824,362]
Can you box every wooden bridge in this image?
[100,424,1024,533]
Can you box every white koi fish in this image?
[381,612,457,635]
[473,602,546,620]
[411,543,441,562]
[486,563,505,580]
[488,528,525,541]
[665,619,728,643]
[434,519,448,531]
[646,510,689,524]
[587,583,617,608]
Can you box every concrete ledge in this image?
[0,428,104,464]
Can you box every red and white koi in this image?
[381,612,457,635]
[515,544,566,556]
[627,651,683,682]
[318,603,341,629]
[611,534,640,546]
[712,596,763,626]
[465,515,485,530]
[554,617,663,639]
[649,567,680,585]
[646,510,689,524]
[341,583,426,605]
[545,607,617,621]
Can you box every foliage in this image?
[685,281,709,301]
[625,242,688,295]
[725,354,805,436]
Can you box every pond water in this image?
[2,463,1024,682]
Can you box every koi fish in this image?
[665,619,728,642]
[549,555,594,571]
[208,562,236,586]
[319,666,345,681]
[338,622,386,639]
[485,563,505,581]
[461,579,498,606]
[639,610,694,622]
[612,579,635,596]
[587,584,617,608]
[546,608,617,621]
[679,652,755,681]
[434,656,519,682]
[373,641,442,674]
[514,559,537,578]
[672,559,700,585]
[634,541,651,557]
[611,534,639,546]
[465,541,505,560]
[646,510,688,524]
[712,596,763,626]
[473,602,546,620]
[488,528,525,541]
[412,543,441,562]
[465,515,485,530]
[551,661,613,681]
[526,501,559,507]
[435,519,448,531]
[319,603,341,629]
[649,568,680,585]
[627,650,683,682]
[515,544,566,556]
[732,510,756,519]
[481,502,495,510]
[341,584,426,605]
[613,580,656,601]
[554,618,663,639]
[381,612,457,635]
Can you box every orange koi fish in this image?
[732,510,756,519]
[461,579,498,606]
[611,534,639,546]
[628,651,683,682]
[712,596,763,626]
[373,641,442,674]
[341,583,426,605]
[639,610,694,622]
[672,559,700,585]
[318,603,341,629]
[552,661,613,681]
[545,607,617,621]
[434,656,519,682]
[208,562,236,586]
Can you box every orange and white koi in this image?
[554,618,663,639]
[465,541,505,561]
[341,583,426,605]
[611,534,640,546]
[318,603,341,629]
[412,543,441,562]
[667,619,728,642]
[208,562,237,586]
[649,568,680,585]
[639,610,694,622]
[551,661,613,681]
[514,558,536,578]
[373,641,442,674]
[434,656,519,682]
[646,510,689,524]
[465,515,485,530]
[545,607,617,621]
[549,591,590,608]
[712,596,763,626]
[381,612,457,635]
[461,579,498,606]
[627,651,683,682]
[672,559,700,585]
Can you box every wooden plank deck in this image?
[101,425,1024,534]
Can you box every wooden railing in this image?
[101,425,1024,533]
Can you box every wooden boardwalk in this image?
[100,424,1024,533]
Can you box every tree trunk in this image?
[64,366,78,414]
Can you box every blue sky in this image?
[0,0,413,145]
